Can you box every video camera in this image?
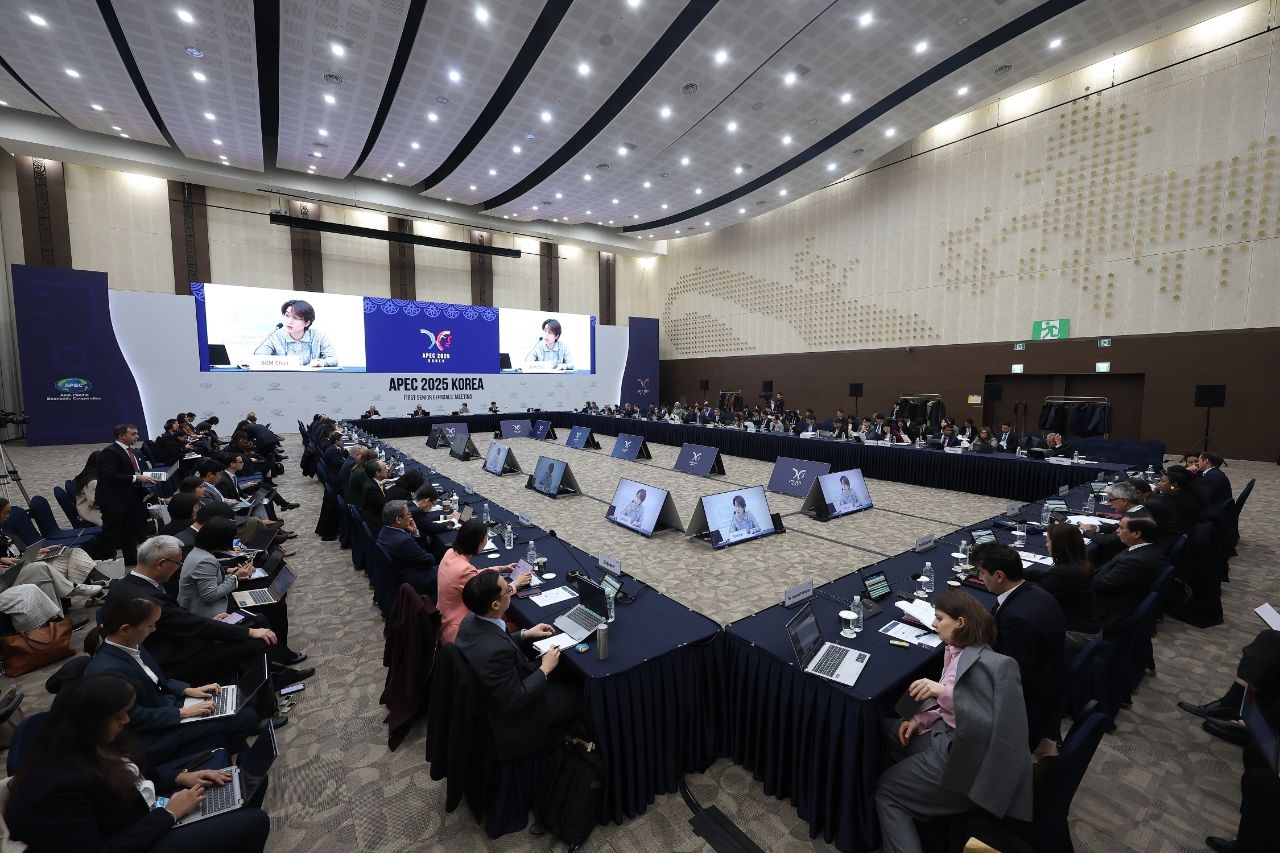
[0,411,28,428]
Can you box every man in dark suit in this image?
[1093,514,1167,633]
[453,571,581,758]
[375,500,439,598]
[152,419,188,466]
[1084,480,1181,562]
[1196,451,1233,507]
[937,425,961,448]
[95,424,156,566]
[322,431,348,473]
[973,542,1066,746]
[1157,465,1208,530]
[1043,432,1074,457]
[360,461,390,532]
[995,422,1019,453]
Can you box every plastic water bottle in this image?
[526,539,538,565]
[1084,491,1096,515]
[481,502,490,524]
[922,561,934,595]
[1145,464,1157,483]
[1072,450,1081,462]
[851,595,864,634]
[503,523,514,551]
[604,584,616,623]
[1041,504,1052,526]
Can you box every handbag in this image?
[0,619,74,677]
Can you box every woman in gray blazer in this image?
[178,517,253,618]
[875,590,1033,853]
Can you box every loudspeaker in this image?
[762,379,774,394]
[1194,384,1226,408]
[698,379,709,392]
[848,382,863,398]
[983,383,1003,402]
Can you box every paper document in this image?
[533,633,578,654]
[895,598,937,628]
[531,586,579,607]
[1018,551,1053,566]
[1065,515,1111,527]
[1255,603,1280,631]
[879,620,943,648]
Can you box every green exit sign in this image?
[1031,319,1070,340]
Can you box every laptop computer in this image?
[174,722,278,825]
[785,602,870,687]
[207,344,231,367]
[552,577,610,641]
[232,565,296,608]
[179,655,268,724]
[145,461,179,482]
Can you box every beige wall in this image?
[557,243,600,316]
[205,187,292,290]
[64,165,171,293]
[657,1,1280,360]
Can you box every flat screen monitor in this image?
[483,444,510,475]
[817,469,873,518]
[531,456,567,497]
[703,486,774,549]
[497,307,594,374]
[196,283,366,371]
[604,478,668,537]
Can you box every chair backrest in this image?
[368,544,402,619]
[1165,534,1188,565]
[5,712,47,777]
[1,506,41,546]
[1048,640,1101,741]
[1151,564,1175,597]
[1032,710,1109,853]
[52,486,83,528]
[1234,478,1254,516]
[27,496,65,538]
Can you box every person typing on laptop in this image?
[453,572,582,758]
[4,674,270,853]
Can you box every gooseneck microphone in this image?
[252,322,284,356]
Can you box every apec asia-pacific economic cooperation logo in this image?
[419,329,454,364]
[54,377,93,394]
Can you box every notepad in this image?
[531,586,578,607]
[895,598,937,628]
[533,633,578,654]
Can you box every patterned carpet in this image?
[1,434,1272,853]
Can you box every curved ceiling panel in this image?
[0,61,59,116]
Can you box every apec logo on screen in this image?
[364,300,497,373]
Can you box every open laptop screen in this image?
[785,603,823,667]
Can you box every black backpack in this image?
[535,736,605,851]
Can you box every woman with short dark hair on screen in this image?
[525,318,574,370]
[253,299,338,367]
[620,489,647,526]
[725,494,761,535]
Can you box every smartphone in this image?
[221,612,246,625]
[279,682,305,696]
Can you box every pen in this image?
[914,628,934,638]
[889,639,911,647]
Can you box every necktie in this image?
[126,447,140,473]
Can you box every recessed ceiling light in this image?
[585,210,591,215]
[694,187,702,195]
[577,62,590,76]
[448,69,461,83]
[427,112,438,122]
[583,174,591,181]
[784,72,797,85]
[221,160,229,166]
[386,173,393,178]
[1049,38,1063,49]
[317,128,329,137]
[312,151,322,158]
[778,188,787,196]
[608,219,613,224]
[957,85,969,96]
[726,120,737,132]
[738,207,745,214]
[827,162,837,171]
[611,198,618,204]
[28,13,47,26]
[331,43,345,58]
[475,6,489,22]
[540,110,552,122]
[859,12,873,27]
[469,184,477,190]
[91,103,103,111]
[488,168,497,176]
[218,154,227,159]
[734,165,743,175]
[397,161,405,167]
[643,181,651,188]
[674,230,680,234]
[192,71,206,82]
[781,134,792,145]
[915,41,928,53]
[532,205,539,210]
[204,111,216,121]
[680,156,690,166]
[0,100,7,106]
[627,0,641,8]
[381,177,388,182]
[185,46,203,57]
[411,141,420,149]
[617,146,627,156]
[555,192,563,199]
[111,125,121,130]
[632,213,639,218]
[885,127,896,137]
[659,106,671,118]
[324,93,336,104]
[176,9,195,25]
[504,215,509,219]
[212,138,222,145]
[703,221,709,226]
[65,68,80,78]
[714,49,728,64]
[119,133,129,138]
[661,203,668,209]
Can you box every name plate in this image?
[1057,484,1071,497]
[913,533,936,553]
[598,554,622,577]
[516,513,533,527]
[866,440,891,447]
[944,446,964,454]
[247,355,303,370]
[1005,504,1022,517]
[1048,456,1073,466]
[783,579,814,608]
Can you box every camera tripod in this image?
[0,442,30,504]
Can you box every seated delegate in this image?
[436,519,525,645]
[375,500,439,599]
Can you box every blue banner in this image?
[674,443,719,477]
[12,265,146,445]
[532,420,552,440]
[500,419,533,439]
[767,456,831,497]
[565,426,592,449]
[620,317,659,407]
[611,433,645,461]
[363,299,499,373]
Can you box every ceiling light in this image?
[445,197,451,201]
[627,0,641,8]
[192,71,206,82]
[726,120,737,132]
[397,161,405,167]
[577,62,590,76]
[555,192,562,198]
[585,210,591,215]
[541,110,552,122]
[176,9,195,25]
[738,207,745,214]
[381,177,387,182]
[632,214,639,218]
[204,111,216,121]
[714,49,728,64]
[611,198,618,204]
[475,6,489,22]
[661,203,668,209]
[583,174,591,181]
[859,12,873,27]
[411,141,420,149]
[331,43,345,58]
[212,138,222,145]
[784,72,797,85]
[617,146,627,156]
[694,187,702,195]
[119,133,129,138]
[1049,38,1063,49]
[111,125,121,130]
[28,13,47,26]
[643,181,651,188]
[608,220,613,224]
[312,151,322,158]
[734,165,743,175]
[674,230,681,234]
[508,144,519,154]
[885,127,896,137]
[448,69,461,83]
[427,112,438,122]
[317,128,329,137]
[680,157,691,168]
[840,92,853,104]
[469,184,477,190]
[91,103,103,111]
[915,41,928,53]
[324,93,336,105]
[185,46,204,57]
[65,68,80,78]
[827,162,837,171]
[781,134,792,145]
[218,154,227,160]
[488,168,497,176]
[778,188,787,196]
[957,85,969,96]
[532,205,539,210]
[0,100,7,106]
[386,173,393,178]
[703,221,709,226]
[659,106,671,118]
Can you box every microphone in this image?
[251,323,285,361]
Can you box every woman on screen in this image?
[837,475,862,511]
[254,299,339,367]
[537,462,557,493]
[525,318,574,370]
[620,489,647,526]
[725,494,761,535]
